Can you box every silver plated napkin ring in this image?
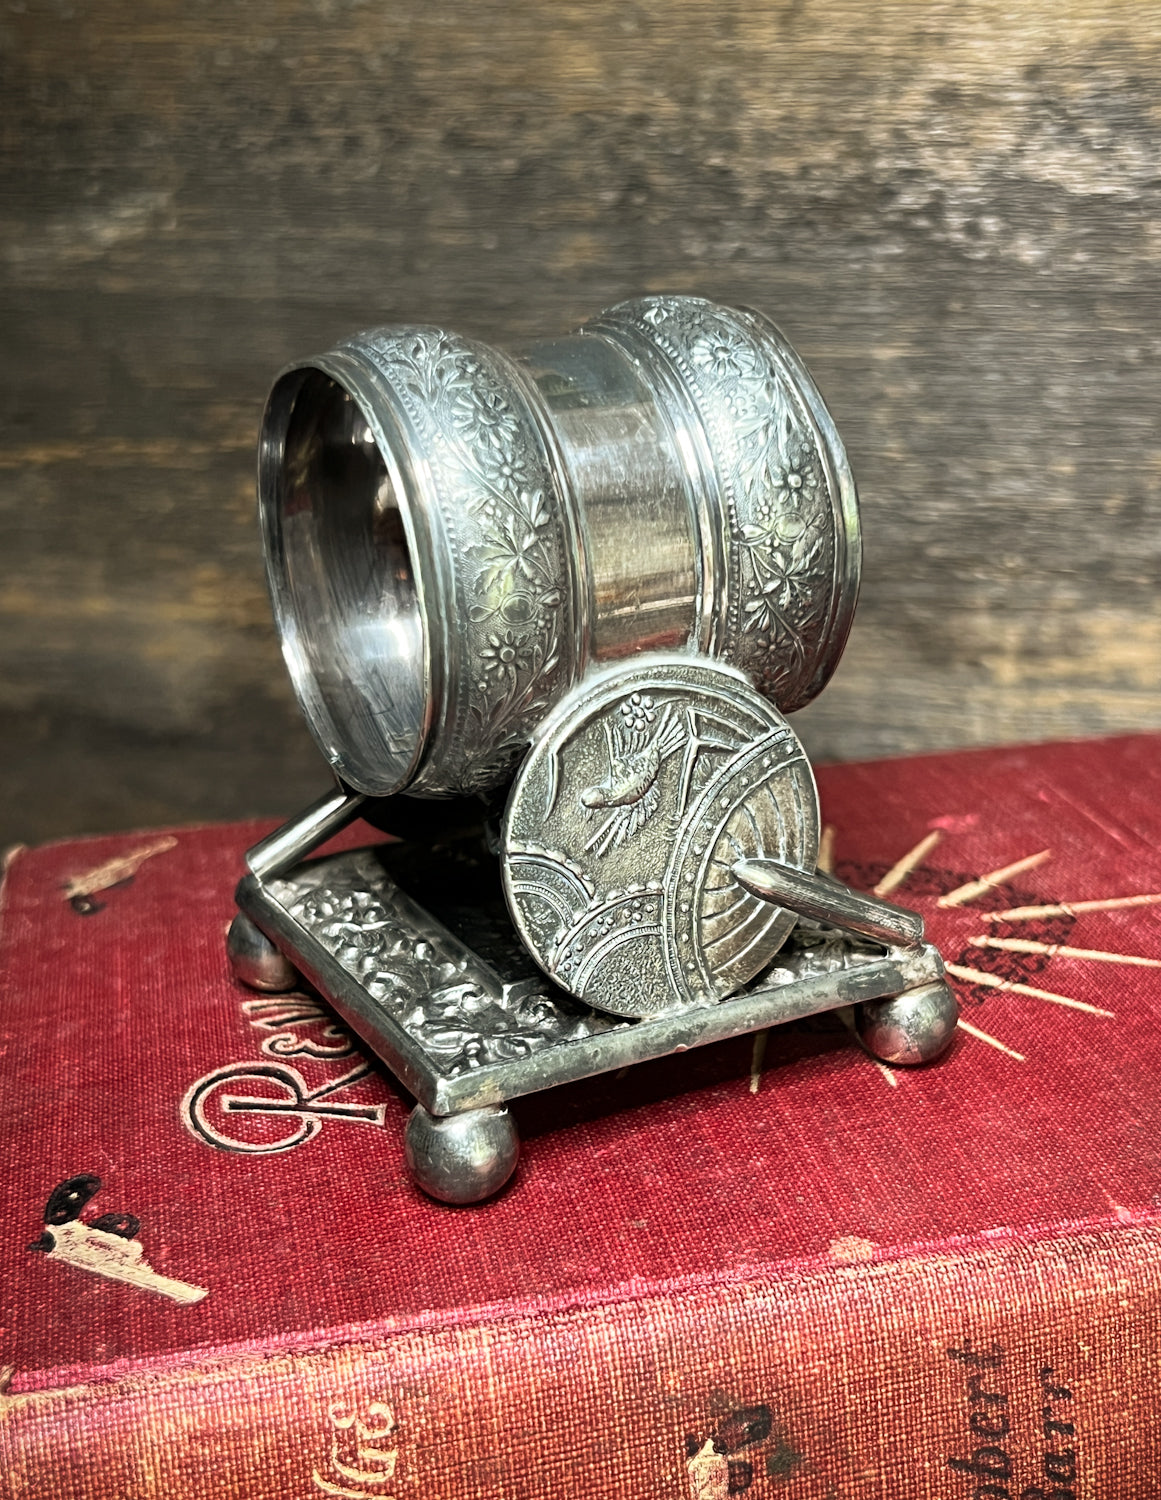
[230,296,956,1203]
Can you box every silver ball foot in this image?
[226,912,299,992]
[404,1105,519,1204]
[855,980,959,1066]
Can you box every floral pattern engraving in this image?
[273,853,620,1078]
[600,297,842,711]
[357,329,572,793]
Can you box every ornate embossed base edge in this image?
[237,851,944,1117]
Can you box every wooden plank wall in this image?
[3,1,1160,845]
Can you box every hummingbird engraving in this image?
[579,694,687,857]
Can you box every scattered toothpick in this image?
[835,1006,899,1088]
[874,829,942,898]
[945,962,1114,1018]
[817,824,837,876]
[62,837,178,902]
[981,892,1161,924]
[968,934,1161,969]
[749,1030,768,1094]
[957,1017,1026,1061]
[937,849,1052,909]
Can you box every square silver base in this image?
[236,837,944,1119]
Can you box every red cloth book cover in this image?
[3,733,1161,1496]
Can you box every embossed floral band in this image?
[258,295,861,798]
[234,296,954,1205]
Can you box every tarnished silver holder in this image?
[230,295,956,1204]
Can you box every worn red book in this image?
[4,733,1161,1497]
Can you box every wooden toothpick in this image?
[944,962,1114,1018]
[62,836,178,901]
[874,829,942,898]
[957,1017,1026,1061]
[835,1006,900,1088]
[937,849,1052,909]
[817,824,837,876]
[749,1030,768,1094]
[981,892,1161,923]
[968,934,1161,969]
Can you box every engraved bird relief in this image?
[579,693,687,857]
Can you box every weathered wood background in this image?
[3,1,1160,846]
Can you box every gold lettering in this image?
[328,1441,398,1485]
[355,1404,397,1442]
[311,1473,370,1500]
[313,1398,400,1498]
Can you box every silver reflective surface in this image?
[236,836,946,1116]
[511,334,699,660]
[502,655,819,1016]
[590,298,861,712]
[258,297,861,798]
[261,369,427,794]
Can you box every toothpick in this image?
[981,892,1161,923]
[968,934,1161,968]
[957,1017,1026,1061]
[62,836,178,901]
[817,824,837,876]
[874,829,942,898]
[40,1221,207,1304]
[944,962,1114,1018]
[749,1030,768,1093]
[835,1005,900,1087]
[937,849,1052,908]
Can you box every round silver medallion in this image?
[501,655,819,1018]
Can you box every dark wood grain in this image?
[3,1,1160,846]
